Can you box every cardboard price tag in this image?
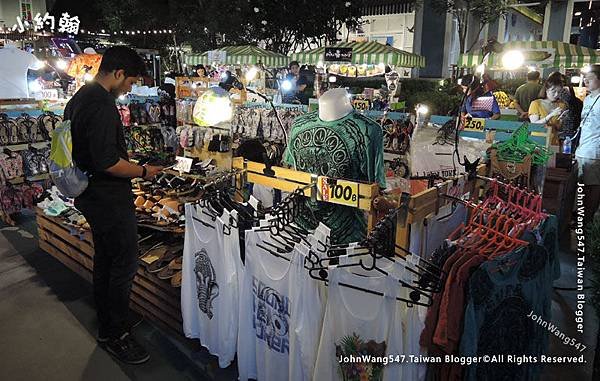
[318,176,359,207]
[173,156,193,173]
[352,99,370,111]
[463,118,486,132]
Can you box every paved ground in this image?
[0,212,236,381]
[0,211,596,381]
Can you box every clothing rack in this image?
[394,164,487,249]
[232,157,382,230]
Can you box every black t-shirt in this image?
[64,83,132,208]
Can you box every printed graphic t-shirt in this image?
[238,229,298,381]
[181,204,238,368]
[313,267,403,381]
[283,111,386,244]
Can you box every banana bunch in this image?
[493,91,511,108]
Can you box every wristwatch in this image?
[141,165,147,178]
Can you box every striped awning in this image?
[290,40,425,68]
[185,45,289,67]
[457,40,600,69]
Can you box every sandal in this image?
[147,247,182,273]
[157,257,183,280]
[170,271,182,287]
[139,244,168,264]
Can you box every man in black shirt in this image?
[284,60,309,104]
[65,46,162,364]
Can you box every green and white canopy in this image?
[290,40,425,68]
[457,40,600,69]
[185,45,289,67]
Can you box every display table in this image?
[35,208,183,336]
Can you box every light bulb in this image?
[328,75,337,83]
[56,59,67,70]
[416,104,429,115]
[571,76,582,84]
[475,64,485,75]
[281,80,293,92]
[501,50,525,70]
[245,67,259,82]
[582,65,592,73]
[83,73,94,82]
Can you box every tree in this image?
[429,0,510,54]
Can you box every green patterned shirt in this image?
[284,111,385,244]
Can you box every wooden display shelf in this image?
[36,208,184,336]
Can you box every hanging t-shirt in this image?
[289,234,329,381]
[0,45,37,99]
[283,111,386,244]
[313,267,403,381]
[409,203,467,258]
[460,216,559,381]
[238,229,298,381]
[181,204,238,368]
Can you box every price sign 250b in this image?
[318,177,359,207]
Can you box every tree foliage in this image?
[429,0,509,53]
[93,0,363,55]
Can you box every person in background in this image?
[575,64,600,224]
[194,64,207,78]
[461,78,501,120]
[513,71,542,121]
[528,74,568,145]
[284,60,308,104]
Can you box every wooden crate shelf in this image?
[36,208,184,336]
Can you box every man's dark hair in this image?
[98,46,146,78]
[527,71,540,81]
[289,60,300,69]
[589,64,600,79]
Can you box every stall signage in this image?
[173,156,194,173]
[325,48,353,62]
[318,176,359,207]
[352,99,370,111]
[463,118,486,132]
[208,50,227,64]
[11,12,80,34]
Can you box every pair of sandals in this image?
[139,244,183,287]
[133,192,182,226]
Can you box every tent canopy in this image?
[290,40,425,68]
[457,40,600,69]
[185,45,289,67]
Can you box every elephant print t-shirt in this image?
[181,204,238,368]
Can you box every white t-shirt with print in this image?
[181,204,238,368]
[313,267,403,381]
[576,91,600,159]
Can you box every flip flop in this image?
[139,245,168,265]
[157,257,183,280]
[170,271,182,287]
[147,249,180,273]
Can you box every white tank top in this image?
[313,267,403,381]
[181,204,238,368]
